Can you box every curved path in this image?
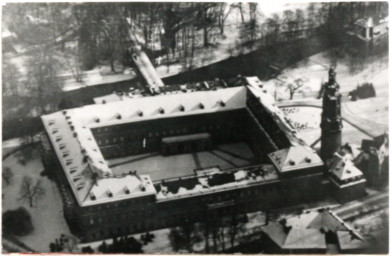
[277,100,386,139]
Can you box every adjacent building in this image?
[261,208,369,253]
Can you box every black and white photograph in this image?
[1,1,389,254]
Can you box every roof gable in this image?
[329,154,363,181]
[268,145,323,173]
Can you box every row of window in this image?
[86,200,266,241]
[94,123,239,147]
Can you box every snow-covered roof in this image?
[246,77,301,145]
[42,78,316,207]
[88,86,247,128]
[284,229,326,249]
[337,231,369,251]
[42,86,247,206]
[261,208,366,252]
[155,165,278,200]
[268,145,324,173]
[329,153,364,181]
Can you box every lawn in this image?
[282,106,373,147]
[2,147,73,252]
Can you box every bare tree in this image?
[2,166,13,186]
[286,78,305,100]
[19,176,46,207]
[26,48,62,115]
[216,3,232,35]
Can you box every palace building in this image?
[40,75,361,243]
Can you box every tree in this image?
[15,142,37,166]
[295,9,305,36]
[2,207,34,236]
[239,3,259,43]
[228,214,246,248]
[98,241,109,253]
[286,78,305,100]
[2,166,13,186]
[216,3,232,35]
[107,236,143,253]
[2,59,21,97]
[18,176,46,207]
[169,221,204,252]
[26,48,62,115]
[194,3,219,47]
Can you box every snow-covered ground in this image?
[61,3,313,92]
[263,48,389,101]
[282,106,374,147]
[2,148,73,252]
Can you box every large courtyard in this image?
[107,142,257,181]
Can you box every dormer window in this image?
[94,117,100,123]
[124,186,130,194]
[107,190,113,197]
[289,160,295,166]
[218,100,226,107]
[62,110,67,115]
[159,107,165,114]
[179,105,185,112]
[115,113,121,119]
[137,110,143,117]
[90,192,96,200]
[139,184,146,192]
[102,100,106,104]
[48,120,55,126]
[70,125,75,131]
[65,115,71,120]
[199,103,204,109]
[305,157,312,163]
[76,182,85,190]
[73,132,78,138]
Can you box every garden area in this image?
[2,145,73,252]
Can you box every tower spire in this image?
[320,67,343,161]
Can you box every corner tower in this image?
[320,68,343,161]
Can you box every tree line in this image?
[2,2,388,141]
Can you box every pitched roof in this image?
[261,208,366,252]
[329,154,363,181]
[337,231,369,251]
[268,145,324,173]
[307,210,348,233]
[284,229,326,249]
[246,78,299,145]
[261,222,287,247]
[42,86,246,206]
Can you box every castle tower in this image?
[320,68,343,161]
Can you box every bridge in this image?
[127,29,164,93]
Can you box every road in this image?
[332,191,388,221]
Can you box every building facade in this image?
[41,76,352,243]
